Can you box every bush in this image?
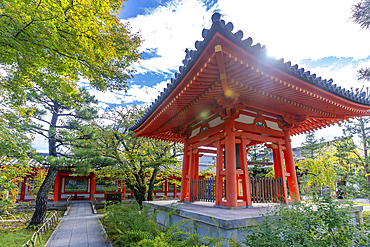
[101,201,232,247]
[241,199,370,247]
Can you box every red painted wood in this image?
[284,130,300,201]
[180,138,190,201]
[53,173,60,202]
[224,118,237,207]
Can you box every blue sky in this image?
[33,0,370,151]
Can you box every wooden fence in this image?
[22,211,59,247]
[191,177,216,202]
[190,176,283,203]
[250,177,283,203]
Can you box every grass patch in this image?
[0,210,65,220]
[0,220,59,247]
[0,211,63,247]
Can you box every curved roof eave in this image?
[130,13,370,132]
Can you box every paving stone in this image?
[47,201,110,247]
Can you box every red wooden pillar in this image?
[194,153,200,179]
[272,149,281,178]
[283,130,301,201]
[174,180,177,198]
[90,174,95,200]
[20,177,26,201]
[180,139,190,201]
[164,179,168,197]
[187,150,195,201]
[276,143,288,203]
[240,138,252,206]
[123,180,126,199]
[53,172,60,202]
[215,140,223,205]
[225,118,237,207]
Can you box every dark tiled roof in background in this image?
[130,13,370,132]
[0,157,49,168]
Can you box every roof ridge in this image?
[129,13,370,132]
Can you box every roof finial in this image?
[211,13,221,22]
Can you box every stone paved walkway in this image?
[46,201,110,247]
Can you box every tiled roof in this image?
[130,13,370,132]
[0,157,49,168]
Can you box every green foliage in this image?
[73,106,182,204]
[0,103,34,159]
[248,144,270,162]
[101,202,232,247]
[241,200,370,247]
[248,166,273,178]
[0,159,32,213]
[0,0,141,106]
[300,132,326,159]
[297,146,337,199]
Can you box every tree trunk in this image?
[126,178,147,205]
[147,167,159,201]
[28,166,58,227]
[132,184,147,205]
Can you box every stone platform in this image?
[143,200,278,242]
[143,200,364,243]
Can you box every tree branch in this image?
[14,20,35,39]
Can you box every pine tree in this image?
[27,88,98,226]
[300,132,326,159]
[342,117,370,185]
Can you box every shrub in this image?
[101,201,232,247]
[241,199,370,247]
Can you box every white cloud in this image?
[217,0,370,62]
[126,0,370,76]
[123,80,169,104]
[126,0,216,74]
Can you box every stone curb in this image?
[91,201,97,214]
[44,216,66,247]
[97,215,113,247]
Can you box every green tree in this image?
[0,158,32,214]
[0,0,141,224]
[0,0,141,164]
[247,144,270,162]
[300,131,326,159]
[341,117,370,186]
[75,107,182,205]
[0,0,141,105]
[351,0,370,80]
[0,102,34,158]
[297,146,337,199]
[27,88,99,226]
[333,136,369,197]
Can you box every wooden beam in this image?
[214,45,229,96]
[188,123,225,144]
[238,132,285,144]
[190,132,225,149]
[234,122,284,138]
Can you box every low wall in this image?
[143,200,364,244]
[15,201,68,212]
